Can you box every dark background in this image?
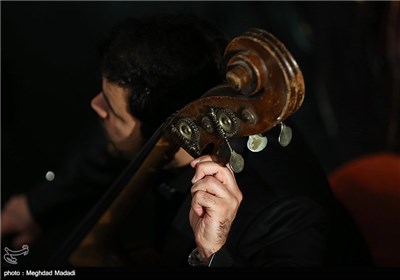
[2,1,398,211]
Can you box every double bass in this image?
[51,28,305,266]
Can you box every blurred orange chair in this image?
[329,152,400,266]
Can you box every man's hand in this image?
[1,194,42,248]
[189,155,243,261]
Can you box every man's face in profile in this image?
[91,78,143,159]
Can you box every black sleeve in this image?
[207,119,371,267]
[210,196,328,267]
[26,141,129,229]
[209,246,234,266]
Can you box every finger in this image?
[191,161,237,188]
[191,200,205,218]
[191,190,222,217]
[191,176,231,199]
[190,154,225,168]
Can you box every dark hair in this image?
[99,14,228,140]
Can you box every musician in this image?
[1,14,226,253]
[1,14,371,267]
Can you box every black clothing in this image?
[27,133,129,230]
[27,120,371,266]
[155,122,372,266]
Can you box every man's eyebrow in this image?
[102,92,122,119]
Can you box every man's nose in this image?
[91,93,108,119]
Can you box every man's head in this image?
[91,15,228,159]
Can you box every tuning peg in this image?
[278,122,292,147]
[207,107,244,173]
[247,134,268,152]
[228,148,244,173]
